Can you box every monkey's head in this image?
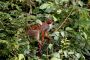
[46,19,53,24]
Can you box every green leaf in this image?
[83,32,87,39]
[55,0,60,4]
[75,53,81,59]
[60,0,69,3]
[19,0,25,2]
[78,1,83,7]
[64,50,68,58]
[68,51,74,54]
[48,44,53,49]
[18,54,25,60]
[53,16,58,21]
[0,33,6,37]
[36,0,42,3]
[51,31,59,40]
[57,9,62,14]
[0,21,4,28]
[51,57,61,60]
[40,3,49,9]
[40,2,55,13]
[60,31,65,37]
[66,27,73,31]
[52,52,60,58]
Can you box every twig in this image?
[29,5,32,14]
[55,9,74,31]
[46,47,49,60]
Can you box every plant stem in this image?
[55,9,74,31]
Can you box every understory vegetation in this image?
[0,0,90,60]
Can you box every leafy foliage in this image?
[0,0,90,60]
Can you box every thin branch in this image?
[55,9,74,31]
[29,5,32,14]
[46,47,49,60]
